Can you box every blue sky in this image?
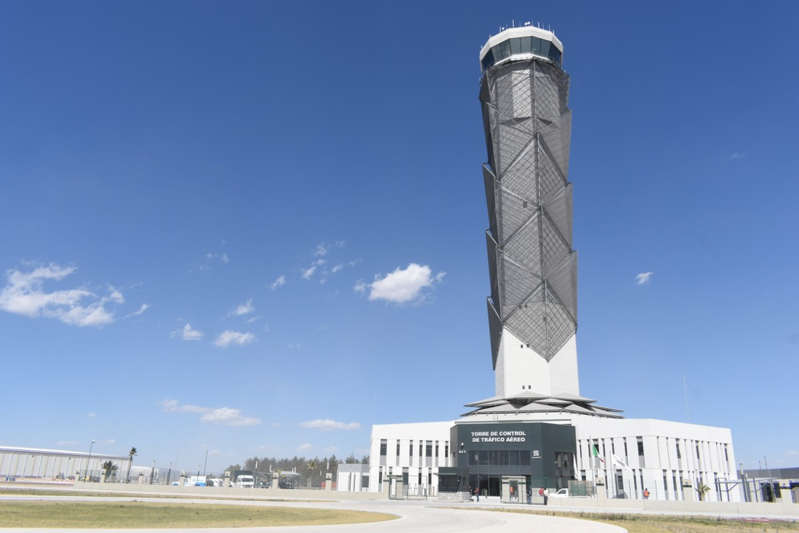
[1,1,797,473]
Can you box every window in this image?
[623,437,629,462]
[510,37,522,55]
[637,437,644,456]
[520,37,533,54]
[531,37,542,55]
[539,39,551,58]
[676,439,681,460]
[494,40,511,62]
[481,49,494,71]
[548,46,562,64]
[396,441,400,466]
[520,451,530,466]
[380,439,387,456]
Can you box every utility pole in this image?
[203,450,208,477]
[83,440,95,482]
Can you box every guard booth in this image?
[501,475,527,503]
[387,471,407,499]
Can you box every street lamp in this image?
[83,440,95,482]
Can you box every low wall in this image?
[71,482,381,501]
[547,496,799,518]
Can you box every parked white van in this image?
[236,474,254,488]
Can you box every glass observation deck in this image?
[480,30,563,72]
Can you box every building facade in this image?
[0,445,131,482]
[369,422,453,496]
[369,416,738,502]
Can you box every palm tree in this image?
[126,447,137,483]
[101,461,118,481]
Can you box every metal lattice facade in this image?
[481,57,576,366]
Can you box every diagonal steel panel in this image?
[482,165,498,240]
[498,187,534,242]
[485,231,501,312]
[543,184,573,245]
[502,145,537,203]
[487,298,503,369]
[546,252,577,322]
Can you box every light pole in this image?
[83,440,95,482]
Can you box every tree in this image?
[696,483,711,501]
[126,447,137,483]
[101,461,118,481]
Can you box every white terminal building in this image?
[367,25,739,503]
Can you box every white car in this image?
[236,475,254,488]
[550,488,569,497]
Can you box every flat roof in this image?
[0,445,129,461]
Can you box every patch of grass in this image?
[0,487,331,502]
[0,502,396,528]
[466,507,799,533]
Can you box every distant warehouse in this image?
[0,445,131,481]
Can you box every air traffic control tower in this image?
[480,26,578,399]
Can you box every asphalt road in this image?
[0,494,626,533]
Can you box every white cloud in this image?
[0,264,124,327]
[203,252,230,267]
[300,419,360,431]
[301,265,318,280]
[201,407,260,426]
[730,152,745,160]
[172,322,203,341]
[362,263,445,303]
[161,399,261,427]
[231,298,254,316]
[215,330,255,348]
[129,304,150,316]
[270,275,286,290]
[331,264,343,273]
[635,272,654,285]
[314,241,345,258]
[88,412,96,418]
[297,443,312,451]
